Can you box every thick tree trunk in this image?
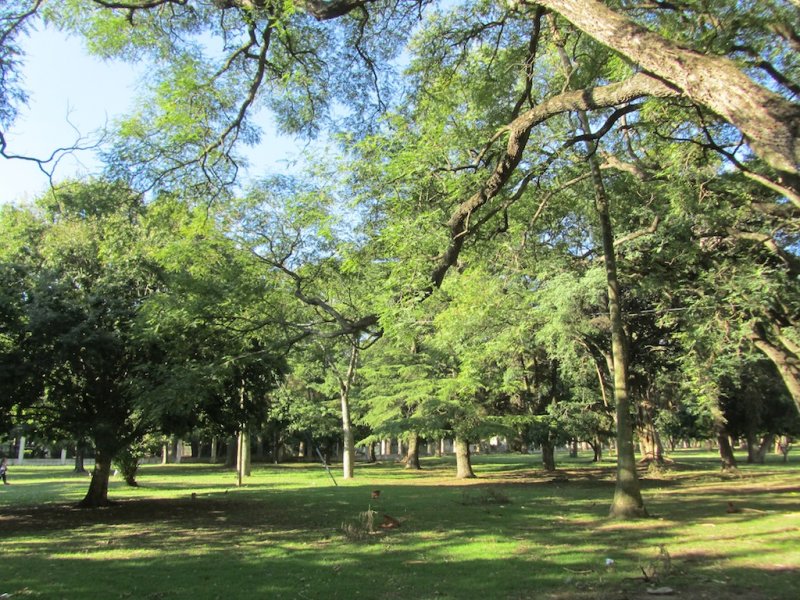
[454,437,476,479]
[541,440,556,471]
[533,0,800,189]
[77,450,113,508]
[718,433,738,470]
[404,432,421,470]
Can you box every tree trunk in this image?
[541,440,556,471]
[569,439,578,458]
[549,28,646,517]
[535,0,800,189]
[73,445,86,474]
[718,432,738,470]
[225,436,236,467]
[756,434,774,464]
[77,450,113,508]
[365,441,376,463]
[210,437,218,463]
[404,432,421,470]
[454,437,476,479]
[338,344,359,480]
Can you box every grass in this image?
[0,450,798,599]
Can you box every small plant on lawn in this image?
[341,507,377,542]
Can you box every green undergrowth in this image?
[0,450,798,599]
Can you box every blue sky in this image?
[0,25,304,206]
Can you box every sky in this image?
[0,25,304,206]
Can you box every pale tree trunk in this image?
[236,428,251,486]
[551,29,645,518]
[756,434,775,464]
[532,0,800,192]
[403,432,421,470]
[454,437,476,479]
[78,449,113,508]
[336,343,359,480]
[173,438,182,464]
[210,437,218,464]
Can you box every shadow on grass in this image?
[1,455,798,599]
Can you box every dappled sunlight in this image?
[2,454,799,599]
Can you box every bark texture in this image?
[532,0,800,186]
[454,438,476,479]
[77,451,113,508]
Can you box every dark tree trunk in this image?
[225,436,236,467]
[73,445,86,474]
[404,432,421,470]
[454,437,476,479]
[569,439,578,458]
[77,450,114,508]
[541,440,556,471]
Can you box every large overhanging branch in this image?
[430,72,677,288]
[523,0,800,193]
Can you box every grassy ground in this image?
[0,450,798,599]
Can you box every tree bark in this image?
[541,440,556,471]
[338,344,359,480]
[531,0,800,188]
[404,432,421,470]
[557,43,645,517]
[73,444,86,474]
[454,437,476,479]
[77,450,113,508]
[718,432,738,470]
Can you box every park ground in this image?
[0,450,798,599]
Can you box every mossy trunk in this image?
[455,437,476,479]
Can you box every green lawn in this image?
[1,450,798,599]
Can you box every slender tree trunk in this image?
[210,437,218,464]
[404,432,421,470]
[569,439,578,458]
[550,26,646,517]
[454,437,476,479]
[77,450,113,508]
[338,344,359,480]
